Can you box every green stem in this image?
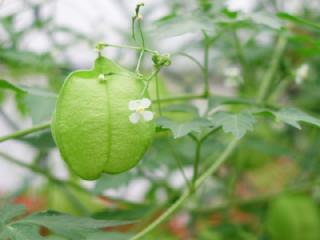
[192,141,201,187]
[152,94,206,103]
[202,30,210,98]
[200,127,222,143]
[99,43,157,54]
[135,50,145,75]
[0,123,51,143]
[172,52,204,71]
[129,139,238,240]
[232,30,251,86]
[155,73,192,190]
[140,67,161,99]
[138,21,145,47]
[104,72,144,80]
[256,36,287,103]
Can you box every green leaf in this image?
[19,87,57,125]
[18,131,56,148]
[7,224,44,240]
[93,172,133,194]
[0,204,27,224]
[208,96,257,111]
[272,108,320,129]
[151,15,213,38]
[0,79,27,93]
[211,112,256,139]
[82,231,135,240]
[156,116,212,138]
[17,211,135,240]
[251,12,282,29]
[277,12,320,30]
[162,104,199,116]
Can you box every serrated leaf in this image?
[208,96,257,111]
[156,116,212,138]
[82,231,135,240]
[251,12,282,29]
[277,12,320,30]
[0,204,26,224]
[0,79,27,93]
[162,104,199,116]
[17,211,135,240]
[211,112,256,139]
[7,224,44,240]
[272,108,320,129]
[93,172,133,194]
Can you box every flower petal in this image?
[141,98,151,108]
[129,100,139,111]
[129,112,140,124]
[142,111,154,121]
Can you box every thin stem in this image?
[138,21,145,47]
[200,127,222,143]
[192,141,201,187]
[155,73,192,190]
[256,36,287,103]
[129,139,238,240]
[202,30,210,98]
[99,43,157,54]
[232,30,251,86]
[152,94,206,103]
[172,52,204,71]
[135,50,145,75]
[140,67,161,99]
[166,134,192,191]
[0,122,51,143]
[132,17,141,47]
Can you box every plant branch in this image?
[129,139,238,240]
[256,36,287,103]
[0,123,51,143]
[202,30,210,98]
[192,141,202,188]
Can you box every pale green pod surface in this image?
[52,56,155,180]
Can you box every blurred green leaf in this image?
[93,172,133,194]
[277,12,320,30]
[18,131,56,148]
[273,108,320,129]
[162,104,199,116]
[151,15,213,38]
[0,79,28,93]
[6,223,44,240]
[0,204,26,224]
[211,111,256,139]
[251,12,282,29]
[18,87,57,125]
[82,231,135,240]
[16,211,135,240]
[156,116,212,138]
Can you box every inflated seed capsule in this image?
[52,56,155,180]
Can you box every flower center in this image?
[138,108,144,113]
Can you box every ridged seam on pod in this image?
[52,56,155,180]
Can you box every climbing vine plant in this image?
[1,1,320,239]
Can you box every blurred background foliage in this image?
[1,0,320,239]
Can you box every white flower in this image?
[223,67,243,88]
[295,64,309,84]
[128,98,153,124]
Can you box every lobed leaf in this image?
[211,112,256,139]
[6,224,44,240]
[0,204,27,224]
[156,116,212,138]
[93,172,133,194]
[16,211,135,240]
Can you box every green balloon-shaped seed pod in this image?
[52,56,155,180]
